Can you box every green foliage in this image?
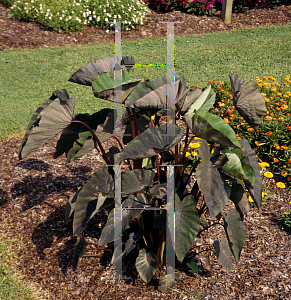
[19,55,265,290]
[0,0,14,6]
[280,209,291,234]
[8,0,149,32]
[0,241,34,300]
[208,75,291,186]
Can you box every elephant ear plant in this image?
[18,56,266,292]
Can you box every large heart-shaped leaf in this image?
[54,113,90,159]
[124,75,189,109]
[149,183,167,201]
[117,124,183,163]
[224,209,247,263]
[92,70,144,103]
[72,237,87,271]
[175,88,202,113]
[214,238,233,272]
[229,180,250,220]
[196,140,230,217]
[229,73,245,100]
[135,249,158,284]
[183,110,241,148]
[66,109,115,162]
[185,84,216,115]
[65,188,81,225]
[19,89,75,160]
[98,194,151,246]
[169,194,200,262]
[73,167,113,235]
[158,266,181,293]
[68,56,135,86]
[221,151,252,184]
[230,73,267,130]
[240,139,262,208]
[121,169,155,196]
[110,231,141,265]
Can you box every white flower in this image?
[105,18,108,22]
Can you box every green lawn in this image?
[0,240,35,300]
[1,24,291,139]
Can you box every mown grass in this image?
[1,24,291,139]
[0,239,35,300]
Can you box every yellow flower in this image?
[194,137,202,140]
[259,162,265,168]
[264,162,270,167]
[289,200,291,204]
[191,151,198,156]
[151,115,155,120]
[189,143,200,149]
[264,172,273,178]
[276,182,285,188]
[262,192,265,198]
[271,88,277,92]
[185,152,191,157]
[248,196,254,202]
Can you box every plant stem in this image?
[132,109,140,135]
[126,108,136,140]
[197,222,222,238]
[222,103,233,119]
[156,155,161,184]
[71,120,110,164]
[169,149,182,177]
[110,136,133,170]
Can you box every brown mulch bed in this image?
[0,3,291,299]
[1,3,291,51]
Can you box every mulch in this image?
[0,3,291,299]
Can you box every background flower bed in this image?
[206,75,291,187]
[1,0,290,32]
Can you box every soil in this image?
[0,3,291,300]
[1,4,291,51]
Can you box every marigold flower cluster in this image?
[208,75,291,187]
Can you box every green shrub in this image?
[280,208,291,234]
[18,55,266,291]
[9,0,149,32]
[0,0,15,6]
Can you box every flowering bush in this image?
[207,75,291,188]
[9,0,149,32]
[144,0,216,16]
